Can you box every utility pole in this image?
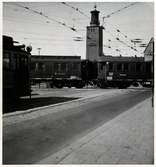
[37,48,41,55]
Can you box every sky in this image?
[3,1,154,59]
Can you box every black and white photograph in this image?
[2,1,154,165]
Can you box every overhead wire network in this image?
[102,2,137,19]
[103,26,139,52]
[100,2,146,54]
[14,3,78,32]
[100,2,142,54]
[61,2,90,19]
[102,26,145,56]
[6,2,146,56]
[102,20,145,51]
[61,2,141,56]
[11,2,138,43]
[8,2,89,52]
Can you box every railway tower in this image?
[86,5,103,61]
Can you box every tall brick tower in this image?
[86,5,103,61]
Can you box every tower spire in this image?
[90,4,100,26]
[94,3,97,10]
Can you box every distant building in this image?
[30,55,81,79]
[86,6,103,61]
[144,37,154,91]
[144,37,154,62]
[86,6,147,79]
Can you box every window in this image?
[123,63,128,72]
[100,63,104,70]
[58,63,61,72]
[31,62,36,71]
[61,63,66,72]
[65,64,68,72]
[136,63,141,72]
[109,63,113,71]
[11,55,16,70]
[35,63,39,72]
[38,62,46,71]
[89,27,95,32]
[42,64,46,72]
[15,54,19,69]
[3,53,10,69]
[117,63,122,71]
[146,62,151,73]
[73,63,79,71]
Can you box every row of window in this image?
[88,27,96,32]
[100,62,151,73]
[3,52,28,71]
[31,62,81,73]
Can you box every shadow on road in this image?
[3,96,78,113]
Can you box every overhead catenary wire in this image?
[102,22,143,54]
[61,2,141,55]
[4,16,62,27]
[7,2,146,56]
[102,2,138,20]
[12,2,139,47]
[4,34,84,44]
[14,3,78,32]
[104,22,131,41]
[104,22,146,50]
[103,27,143,55]
[61,2,90,19]
[100,2,141,51]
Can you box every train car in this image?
[3,35,31,112]
[30,55,85,88]
[30,54,152,89]
[82,56,152,88]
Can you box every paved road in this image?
[3,88,152,164]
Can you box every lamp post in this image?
[26,45,32,99]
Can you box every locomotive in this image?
[3,35,32,112]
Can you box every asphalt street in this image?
[3,88,152,164]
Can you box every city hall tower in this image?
[86,6,103,61]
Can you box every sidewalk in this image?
[38,98,154,164]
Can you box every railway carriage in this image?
[3,35,31,112]
[82,57,152,88]
[30,55,152,89]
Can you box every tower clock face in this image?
[87,27,99,47]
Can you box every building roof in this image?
[31,55,81,62]
[32,55,81,59]
[144,37,154,54]
[99,55,144,62]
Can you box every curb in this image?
[3,97,81,118]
